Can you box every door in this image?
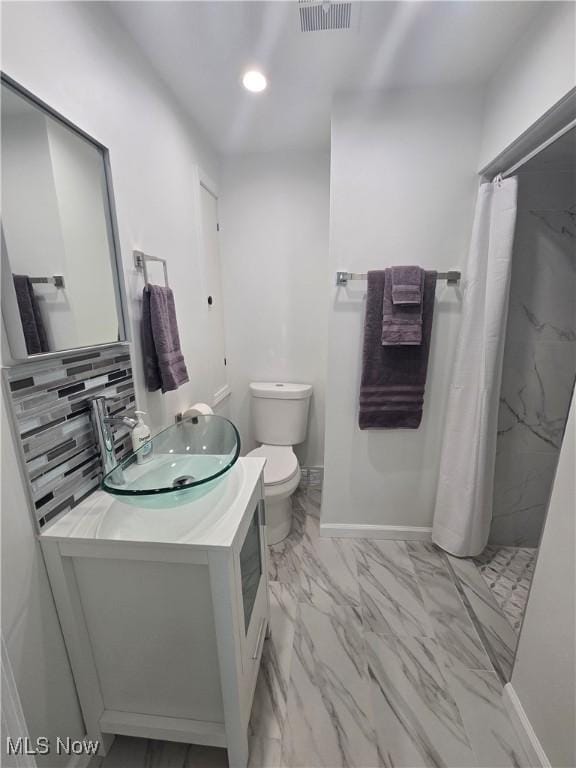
[199,182,228,403]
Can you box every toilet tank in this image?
[250,382,312,445]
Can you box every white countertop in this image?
[39,457,265,550]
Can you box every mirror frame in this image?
[0,72,128,363]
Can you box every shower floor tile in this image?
[100,487,530,768]
[474,546,537,631]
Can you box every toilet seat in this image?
[246,444,299,486]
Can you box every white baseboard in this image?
[320,523,432,541]
[503,683,551,768]
[212,384,231,407]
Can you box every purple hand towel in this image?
[391,265,424,305]
[13,275,50,355]
[382,267,425,346]
[359,269,436,429]
[141,285,189,393]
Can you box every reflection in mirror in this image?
[1,79,123,357]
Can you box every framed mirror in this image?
[1,74,126,361]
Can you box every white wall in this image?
[322,86,483,531]
[2,1,221,758]
[219,150,330,467]
[479,1,576,169]
[510,396,575,767]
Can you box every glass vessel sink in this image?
[102,414,241,507]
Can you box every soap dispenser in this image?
[132,411,152,464]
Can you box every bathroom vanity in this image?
[40,458,268,768]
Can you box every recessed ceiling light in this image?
[242,70,267,93]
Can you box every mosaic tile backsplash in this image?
[4,344,135,528]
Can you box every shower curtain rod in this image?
[497,117,576,180]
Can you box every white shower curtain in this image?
[432,177,518,557]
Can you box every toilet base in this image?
[266,495,292,545]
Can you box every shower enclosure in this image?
[452,127,576,679]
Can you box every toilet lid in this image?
[247,445,298,486]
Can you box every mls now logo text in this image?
[6,737,100,756]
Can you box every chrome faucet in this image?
[90,396,138,485]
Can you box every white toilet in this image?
[247,382,312,545]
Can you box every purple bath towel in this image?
[141,285,189,393]
[13,275,49,355]
[391,265,424,305]
[359,269,437,429]
[382,267,425,346]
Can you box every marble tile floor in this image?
[100,488,530,768]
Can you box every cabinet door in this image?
[236,500,269,679]
[239,502,263,632]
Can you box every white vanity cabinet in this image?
[40,458,268,768]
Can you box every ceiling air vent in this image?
[299,1,353,32]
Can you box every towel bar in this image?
[30,275,65,288]
[134,250,169,288]
[336,270,461,287]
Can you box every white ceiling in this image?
[110,1,547,155]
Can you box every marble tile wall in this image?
[492,170,576,546]
[4,344,135,528]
